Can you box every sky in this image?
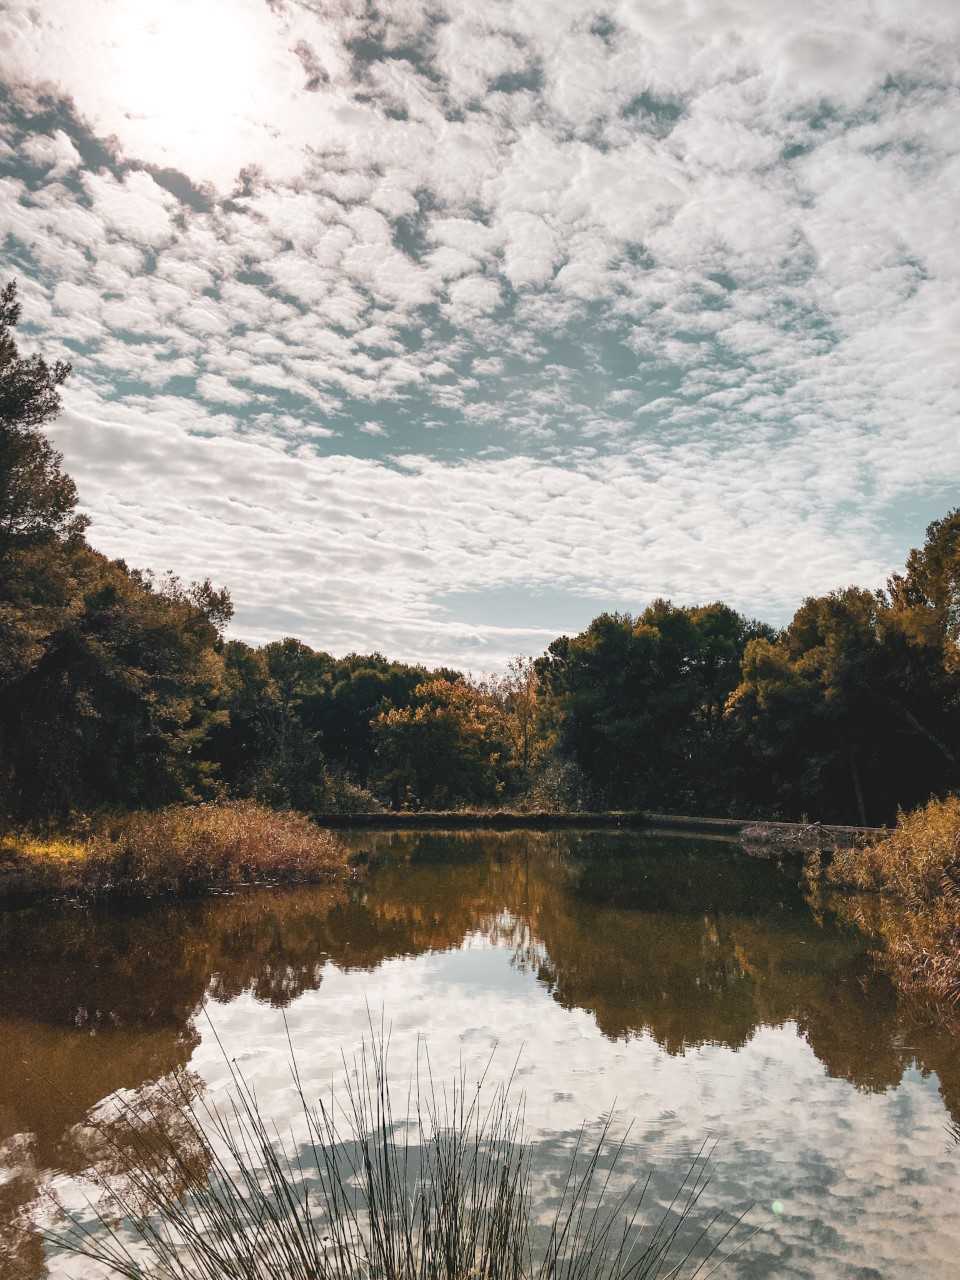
[1,0,959,671]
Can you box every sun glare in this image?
[106,0,282,183]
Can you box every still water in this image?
[1,829,959,1279]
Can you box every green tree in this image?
[1,561,232,818]
[203,640,280,791]
[536,601,766,811]
[318,654,458,782]
[886,508,960,664]
[727,577,960,823]
[0,281,87,554]
[0,283,233,820]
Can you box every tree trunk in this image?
[892,700,957,765]
[849,746,867,826]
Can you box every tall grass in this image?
[46,1033,750,1280]
[824,795,960,1007]
[827,794,960,903]
[1,801,351,899]
[100,801,350,893]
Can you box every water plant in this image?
[46,1030,751,1280]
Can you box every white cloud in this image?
[196,373,252,406]
[446,275,502,316]
[0,0,957,665]
[20,129,81,176]
[45,385,908,670]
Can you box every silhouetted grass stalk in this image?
[46,1030,751,1280]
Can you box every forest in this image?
[3,279,959,829]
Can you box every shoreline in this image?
[0,807,890,908]
[317,809,888,844]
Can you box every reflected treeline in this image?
[347,832,960,1109]
[2,830,960,1276]
[0,1068,212,1280]
[0,885,349,1279]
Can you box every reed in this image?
[825,795,960,1007]
[46,1032,750,1280]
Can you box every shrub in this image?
[318,770,384,814]
[827,794,960,904]
[825,796,960,1006]
[98,800,350,893]
[1,801,350,899]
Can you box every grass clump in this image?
[0,800,351,900]
[825,795,960,1006]
[99,800,350,894]
[827,794,960,902]
[47,1033,750,1280]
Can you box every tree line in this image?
[2,281,958,826]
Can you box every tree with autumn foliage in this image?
[371,678,514,808]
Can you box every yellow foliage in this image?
[1,801,351,900]
[825,795,960,1006]
[15,838,91,865]
[828,794,960,904]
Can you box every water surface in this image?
[2,829,959,1279]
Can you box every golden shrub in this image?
[826,796,960,1006]
[1,801,350,899]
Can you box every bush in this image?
[248,759,383,815]
[1,801,350,899]
[828,794,960,903]
[318,770,384,814]
[825,796,960,1006]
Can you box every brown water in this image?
[2,829,959,1279]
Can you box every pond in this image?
[2,828,959,1279]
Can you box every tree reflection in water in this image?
[1,829,959,1277]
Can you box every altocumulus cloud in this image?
[1,0,959,668]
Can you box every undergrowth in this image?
[822,795,960,1007]
[0,800,350,899]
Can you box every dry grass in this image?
[0,835,93,899]
[0,801,351,900]
[824,795,960,1007]
[14,837,90,864]
[827,794,960,903]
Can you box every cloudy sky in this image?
[2,1,959,669]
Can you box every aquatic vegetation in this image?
[824,796,960,1007]
[47,1035,751,1280]
[0,801,351,900]
[828,795,960,903]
